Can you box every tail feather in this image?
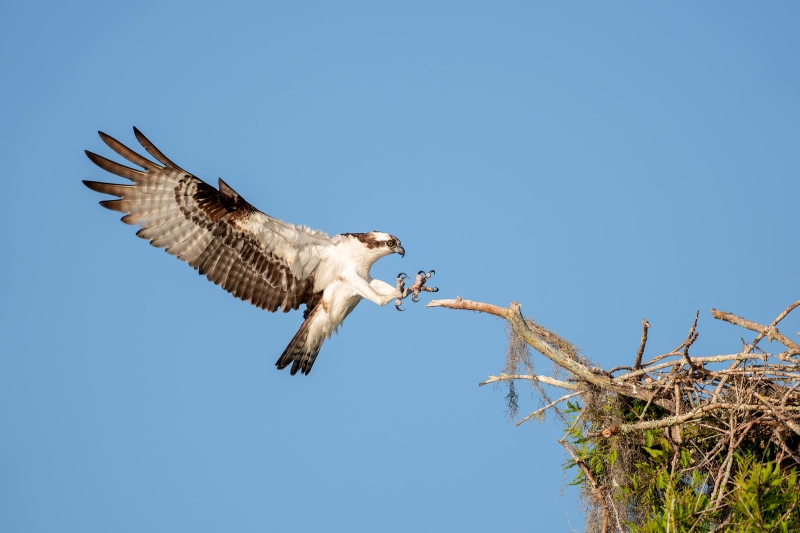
[276,305,323,375]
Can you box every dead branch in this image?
[426,297,509,318]
[712,307,800,352]
[750,299,800,351]
[616,353,770,381]
[428,298,674,410]
[516,391,584,426]
[591,403,800,438]
[478,373,582,391]
[634,318,650,370]
[682,311,701,372]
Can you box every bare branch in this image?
[633,318,649,370]
[592,403,800,437]
[515,391,584,426]
[426,297,509,319]
[478,373,582,391]
[429,298,674,409]
[505,303,672,409]
[749,299,800,351]
[711,307,800,351]
[682,311,701,371]
[616,352,769,381]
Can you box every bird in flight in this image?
[83,128,437,375]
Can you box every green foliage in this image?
[626,435,718,533]
[730,455,800,532]
[563,398,800,533]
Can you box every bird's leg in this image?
[395,270,438,311]
[394,273,409,311]
[396,272,409,292]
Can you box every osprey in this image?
[83,128,437,375]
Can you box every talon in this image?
[392,267,439,308]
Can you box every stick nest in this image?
[429,297,800,532]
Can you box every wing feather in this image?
[165,228,203,256]
[99,131,160,170]
[148,218,197,248]
[133,127,182,169]
[84,152,148,183]
[84,128,330,312]
[175,232,214,263]
[132,207,183,228]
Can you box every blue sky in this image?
[2,2,799,531]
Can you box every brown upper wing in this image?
[83,128,323,313]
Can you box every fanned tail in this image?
[276,304,323,375]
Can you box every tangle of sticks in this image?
[428,297,800,533]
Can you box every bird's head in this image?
[372,231,404,258]
[343,231,404,261]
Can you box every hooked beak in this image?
[396,246,405,258]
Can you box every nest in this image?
[429,297,800,532]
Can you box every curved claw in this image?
[412,293,420,303]
[398,272,409,280]
[417,270,426,276]
[395,302,405,311]
[432,287,439,292]
[428,270,435,277]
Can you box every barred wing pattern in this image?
[83,128,327,313]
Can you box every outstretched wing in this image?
[83,127,328,313]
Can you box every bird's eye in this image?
[386,240,395,247]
